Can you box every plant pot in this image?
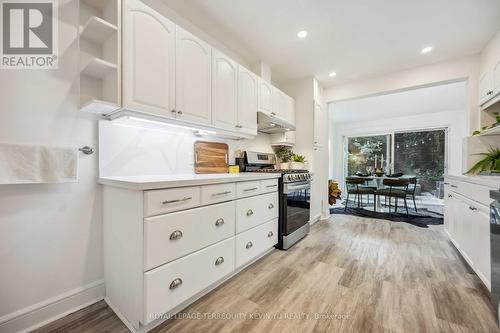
[290,162,304,170]
[279,162,290,170]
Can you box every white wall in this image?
[0,1,106,332]
[329,109,468,189]
[323,55,480,133]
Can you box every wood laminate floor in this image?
[34,215,500,333]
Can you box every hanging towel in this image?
[0,143,78,184]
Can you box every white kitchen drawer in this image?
[236,181,261,198]
[201,183,236,205]
[235,192,278,233]
[144,237,235,324]
[235,218,278,268]
[260,179,279,194]
[144,186,201,216]
[446,178,493,207]
[144,201,235,270]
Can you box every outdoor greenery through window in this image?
[394,129,446,193]
[345,129,446,197]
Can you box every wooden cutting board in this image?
[194,141,229,174]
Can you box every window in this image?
[346,135,390,176]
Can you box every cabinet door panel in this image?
[272,87,285,119]
[258,79,272,114]
[479,71,494,105]
[237,66,258,134]
[212,50,237,131]
[176,26,212,125]
[284,94,295,125]
[123,0,175,117]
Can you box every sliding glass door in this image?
[393,128,446,195]
[344,128,447,197]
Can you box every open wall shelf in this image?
[79,0,121,114]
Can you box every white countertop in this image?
[446,174,500,188]
[98,173,281,190]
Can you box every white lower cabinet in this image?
[444,177,493,290]
[144,237,235,324]
[236,218,278,268]
[103,178,279,332]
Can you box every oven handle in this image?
[284,181,311,193]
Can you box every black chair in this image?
[345,177,376,211]
[376,178,410,216]
[407,177,418,212]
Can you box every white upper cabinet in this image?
[494,59,500,93]
[123,0,175,118]
[313,102,327,148]
[176,26,212,125]
[258,79,273,114]
[237,65,258,134]
[283,94,295,125]
[272,87,286,119]
[212,49,237,131]
[479,71,494,105]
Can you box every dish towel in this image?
[0,143,78,184]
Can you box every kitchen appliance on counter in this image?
[243,151,310,249]
[490,189,500,322]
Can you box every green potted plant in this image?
[472,112,500,136]
[467,146,500,175]
[275,146,294,169]
[290,154,306,170]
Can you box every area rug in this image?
[329,207,443,228]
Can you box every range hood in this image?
[257,112,296,134]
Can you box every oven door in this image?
[283,181,311,235]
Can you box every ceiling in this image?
[329,81,467,123]
[162,0,500,86]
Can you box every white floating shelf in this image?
[80,98,119,114]
[80,16,117,44]
[80,58,117,79]
[479,125,500,136]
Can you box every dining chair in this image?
[376,178,410,216]
[345,177,376,211]
[407,177,418,212]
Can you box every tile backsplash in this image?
[98,120,273,177]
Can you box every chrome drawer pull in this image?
[246,209,254,216]
[268,203,274,209]
[246,241,253,249]
[169,230,183,240]
[215,218,225,226]
[169,278,182,290]
[450,185,457,188]
[268,231,274,237]
[448,194,452,198]
[162,196,192,205]
[235,124,243,128]
[243,187,258,192]
[469,206,477,211]
[212,191,231,196]
[215,256,224,266]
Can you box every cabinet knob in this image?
[235,124,242,128]
[215,218,224,226]
[215,256,224,266]
[487,91,494,95]
[448,194,452,198]
[268,203,274,209]
[177,110,183,115]
[169,230,183,240]
[171,109,176,114]
[246,241,253,249]
[169,278,182,290]
[268,231,274,237]
[469,206,477,211]
[246,209,254,216]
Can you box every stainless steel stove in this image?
[243,151,310,250]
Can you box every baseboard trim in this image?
[0,280,105,333]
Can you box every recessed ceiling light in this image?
[329,72,337,77]
[297,30,308,39]
[421,46,433,54]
